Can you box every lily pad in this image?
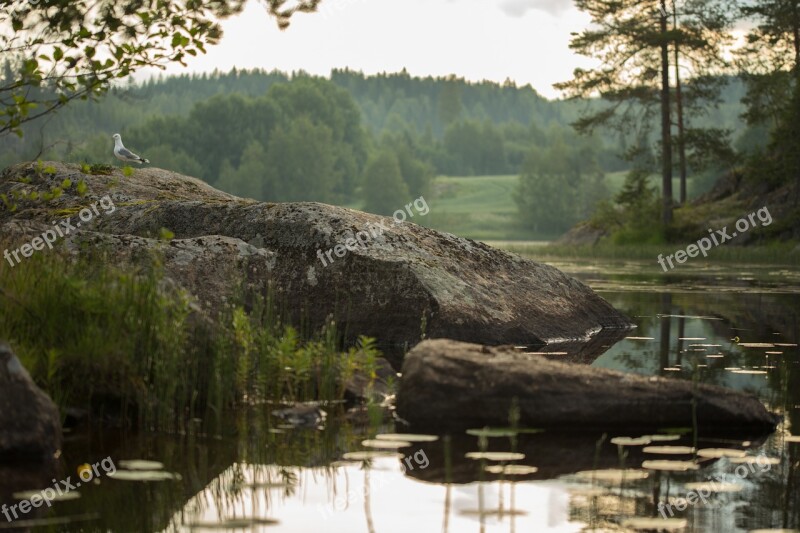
[342,451,402,461]
[643,446,696,455]
[621,517,688,531]
[729,456,780,466]
[459,509,527,517]
[12,491,80,502]
[375,433,439,442]
[696,448,747,459]
[574,469,649,482]
[738,343,775,348]
[611,436,652,446]
[465,452,525,461]
[186,518,279,529]
[484,464,538,475]
[642,460,699,472]
[108,470,180,481]
[466,428,518,438]
[646,434,682,442]
[118,460,164,471]
[361,439,412,449]
[684,481,743,493]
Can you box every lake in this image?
[4,256,799,532]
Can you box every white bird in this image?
[112,133,149,164]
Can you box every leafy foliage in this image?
[558,0,736,224]
[362,150,410,215]
[0,0,324,137]
[514,130,609,235]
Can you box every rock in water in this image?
[396,339,780,433]
[0,342,62,460]
[0,162,633,361]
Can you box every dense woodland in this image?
[3,0,799,240]
[0,68,753,235]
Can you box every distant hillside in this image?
[0,68,747,170]
[0,69,756,244]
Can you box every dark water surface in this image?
[3,258,799,532]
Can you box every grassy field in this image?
[420,174,530,240]
[363,172,721,241]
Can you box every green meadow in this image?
[406,172,718,242]
[420,175,526,240]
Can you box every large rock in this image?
[396,339,780,433]
[0,342,62,461]
[0,162,633,360]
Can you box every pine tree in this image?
[557,0,733,222]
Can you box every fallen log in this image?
[396,339,780,434]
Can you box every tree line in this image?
[2,0,790,236]
[0,66,748,220]
[556,0,800,230]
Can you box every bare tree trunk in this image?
[792,1,800,205]
[660,0,674,224]
[673,1,688,204]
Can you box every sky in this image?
[141,0,596,100]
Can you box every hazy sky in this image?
[143,0,596,99]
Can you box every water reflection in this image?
[2,260,799,532]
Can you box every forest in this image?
[0,67,752,237]
[1,0,796,241]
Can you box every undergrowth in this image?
[0,244,381,435]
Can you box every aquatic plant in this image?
[0,244,383,435]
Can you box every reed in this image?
[0,244,381,435]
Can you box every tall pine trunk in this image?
[674,2,688,205]
[660,0,674,224]
[792,0,800,205]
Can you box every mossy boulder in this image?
[0,342,62,461]
[0,162,633,362]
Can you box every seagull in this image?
[112,133,149,164]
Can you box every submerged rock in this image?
[272,404,327,428]
[0,342,62,461]
[0,162,633,361]
[396,339,780,433]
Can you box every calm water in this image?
[3,258,799,532]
